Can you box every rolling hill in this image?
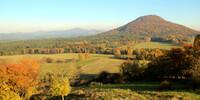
[100,15,199,36]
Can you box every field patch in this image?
[134,42,181,49]
[0,53,125,77]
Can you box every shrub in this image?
[91,71,124,84]
[56,59,64,63]
[159,80,172,90]
[46,57,54,63]
[120,61,146,81]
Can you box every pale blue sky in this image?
[0,0,200,33]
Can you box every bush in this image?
[159,80,172,90]
[46,58,54,63]
[120,61,147,81]
[92,71,124,84]
[56,59,64,63]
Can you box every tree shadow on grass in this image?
[79,74,98,80]
[91,82,159,91]
[87,81,197,92]
[77,74,200,96]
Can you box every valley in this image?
[0,14,199,100]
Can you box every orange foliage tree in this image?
[0,58,39,97]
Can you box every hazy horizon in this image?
[0,0,200,33]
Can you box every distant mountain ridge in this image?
[0,15,199,41]
[0,28,102,40]
[100,15,199,36]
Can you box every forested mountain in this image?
[100,15,199,36]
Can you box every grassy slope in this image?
[1,53,199,99]
[0,53,125,76]
[71,83,200,100]
[134,42,180,49]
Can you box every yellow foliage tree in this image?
[114,48,121,58]
[49,75,71,100]
[126,46,133,59]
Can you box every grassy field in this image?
[133,42,181,50]
[1,53,199,99]
[68,82,200,100]
[0,53,125,76]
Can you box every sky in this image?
[0,0,200,33]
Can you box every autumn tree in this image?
[113,48,121,58]
[193,34,200,48]
[0,58,39,99]
[120,60,148,81]
[42,73,71,100]
[126,46,133,59]
[185,57,200,88]
[49,77,70,100]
